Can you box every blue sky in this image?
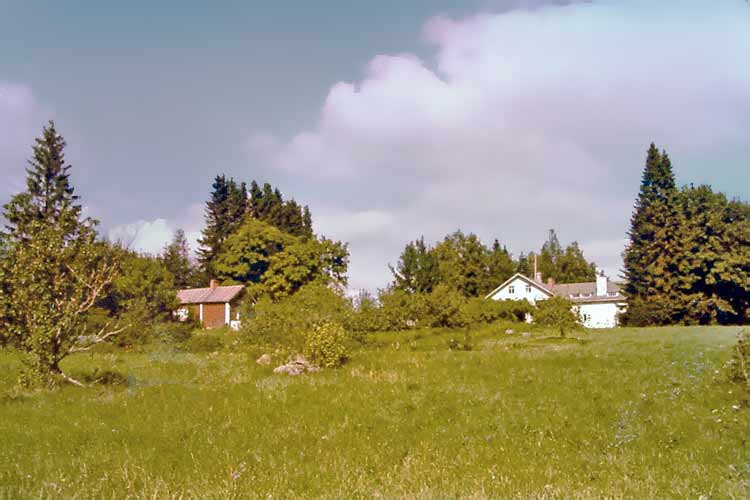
[1,1,749,291]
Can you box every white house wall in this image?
[575,302,624,329]
[488,277,550,305]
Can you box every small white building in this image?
[485,271,627,328]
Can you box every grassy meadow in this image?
[1,325,749,499]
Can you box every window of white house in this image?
[508,285,515,294]
[525,284,532,293]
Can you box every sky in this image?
[1,0,749,292]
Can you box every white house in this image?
[485,271,627,328]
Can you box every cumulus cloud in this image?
[253,1,750,291]
[108,203,204,256]
[0,83,46,195]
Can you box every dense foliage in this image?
[197,177,316,276]
[516,229,596,284]
[303,321,348,368]
[161,229,201,288]
[197,175,248,274]
[622,144,750,325]
[214,218,348,298]
[240,283,351,352]
[390,229,595,298]
[533,296,580,337]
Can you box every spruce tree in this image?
[226,180,248,233]
[197,175,231,273]
[485,239,515,292]
[3,120,82,239]
[302,206,313,237]
[538,229,562,281]
[248,180,263,218]
[622,143,678,324]
[161,229,194,288]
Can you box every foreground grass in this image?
[1,326,749,499]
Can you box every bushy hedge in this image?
[240,282,351,352]
[460,297,532,325]
[534,296,580,337]
[304,321,347,368]
[240,282,537,357]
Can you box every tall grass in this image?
[0,326,748,498]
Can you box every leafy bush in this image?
[152,320,197,345]
[534,297,580,337]
[185,333,224,353]
[621,299,674,327]
[726,331,750,387]
[372,288,426,331]
[304,321,347,368]
[241,283,352,351]
[114,299,155,346]
[422,284,467,328]
[347,290,389,334]
[460,298,533,325]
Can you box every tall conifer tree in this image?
[3,120,82,239]
[197,175,231,273]
[622,143,678,324]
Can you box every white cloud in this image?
[108,203,204,257]
[250,1,750,291]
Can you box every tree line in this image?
[389,228,596,298]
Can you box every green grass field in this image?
[1,326,749,499]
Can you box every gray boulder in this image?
[273,354,320,375]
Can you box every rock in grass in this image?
[256,354,272,365]
[505,329,514,335]
[273,354,320,375]
[522,332,532,338]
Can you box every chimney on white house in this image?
[596,270,607,296]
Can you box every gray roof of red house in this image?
[177,285,244,304]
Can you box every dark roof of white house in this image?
[485,273,626,304]
[177,285,244,305]
[550,281,624,303]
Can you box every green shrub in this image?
[348,290,389,334]
[423,284,467,328]
[114,299,156,346]
[460,298,533,325]
[534,297,580,337]
[241,283,352,351]
[376,288,426,331]
[304,321,347,368]
[152,320,197,345]
[727,331,750,387]
[621,299,673,326]
[185,333,223,353]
